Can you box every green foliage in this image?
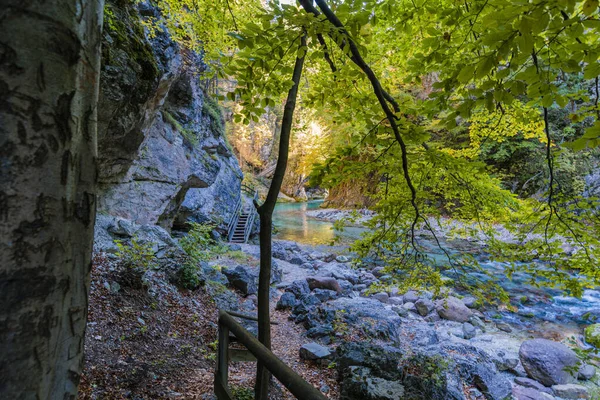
[115,237,156,270]
[179,222,216,262]
[230,385,254,400]
[178,261,202,290]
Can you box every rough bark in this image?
[0,0,103,398]
[254,35,307,400]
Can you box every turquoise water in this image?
[272,200,600,331]
[273,200,365,245]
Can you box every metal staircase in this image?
[227,184,258,244]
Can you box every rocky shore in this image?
[91,215,600,400]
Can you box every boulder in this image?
[403,290,419,303]
[496,322,512,333]
[584,323,600,348]
[578,364,596,380]
[340,367,404,400]
[463,322,476,339]
[415,298,435,316]
[436,296,472,322]
[462,296,478,308]
[512,386,553,400]
[551,384,589,399]
[299,343,332,360]
[306,276,342,293]
[276,292,297,310]
[221,265,257,295]
[519,339,579,386]
[285,279,310,298]
[388,297,404,306]
[312,288,338,302]
[372,292,389,304]
[514,377,554,394]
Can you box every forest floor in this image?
[80,252,338,399]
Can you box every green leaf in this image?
[457,65,475,83]
[583,62,600,80]
[583,0,599,16]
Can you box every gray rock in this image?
[519,339,579,386]
[393,306,409,317]
[299,343,332,360]
[436,296,472,322]
[341,367,404,400]
[402,302,417,313]
[512,386,553,400]
[354,284,367,291]
[372,292,389,304]
[388,297,404,306]
[415,298,435,316]
[463,322,476,339]
[496,322,512,332]
[306,276,342,293]
[222,265,257,295]
[276,292,297,310]
[424,313,441,322]
[462,296,478,308]
[108,218,137,237]
[289,255,305,265]
[514,377,554,394]
[551,384,589,399]
[312,288,338,302]
[336,255,349,263]
[285,279,310,297]
[403,290,419,303]
[578,364,596,380]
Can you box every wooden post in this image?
[215,323,230,399]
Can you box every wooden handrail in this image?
[215,310,327,400]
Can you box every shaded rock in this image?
[403,290,419,303]
[415,298,435,316]
[519,339,579,386]
[299,343,332,360]
[578,364,596,380]
[512,386,553,400]
[436,296,472,322]
[372,292,389,304]
[276,292,297,310]
[402,302,417,313]
[463,322,476,339]
[285,279,310,298]
[306,276,342,293]
[462,296,478,308]
[496,322,512,333]
[312,288,338,302]
[340,366,404,400]
[514,377,554,394]
[336,255,349,263]
[222,265,257,295]
[307,325,334,338]
[551,384,589,399]
[424,313,441,323]
[388,297,404,306]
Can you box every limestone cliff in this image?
[96,0,242,234]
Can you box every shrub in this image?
[115,236,156,270]
[178,261,202,290]
[180,222,215,262]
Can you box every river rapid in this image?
[273,200,600,339]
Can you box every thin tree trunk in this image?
[0,0,103,398]
[255,35,307,400]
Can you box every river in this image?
[273,200,600,337]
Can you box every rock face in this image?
[519,339,579,386]
[96,0,242,232]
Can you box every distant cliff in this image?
[96,0,242,234]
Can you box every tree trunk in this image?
[255,35,307,400]
[0,0,103,398]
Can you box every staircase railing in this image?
[242,190,259,243]
[215,310,326,400]
[226,196,242,242]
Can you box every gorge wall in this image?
[95,0,242,235]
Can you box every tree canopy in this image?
[150,0,600,300]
